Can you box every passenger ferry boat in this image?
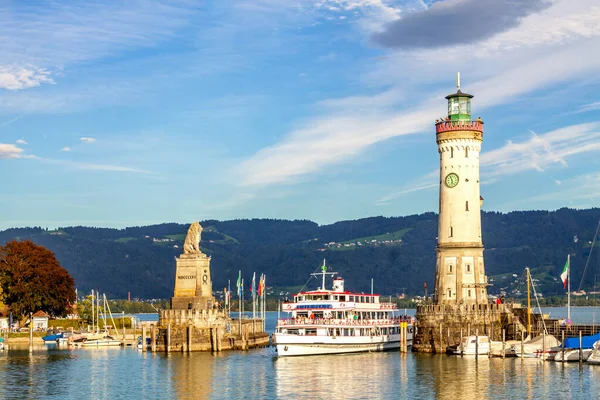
[274,263,413,357]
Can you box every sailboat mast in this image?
[526,268,531,336]
[568,254,571,322]
[322,259,326,290]
[91,290,95,332]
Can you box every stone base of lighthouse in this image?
[412,303,519,353]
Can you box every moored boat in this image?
[510,334,561,359]
[586,341,600,364]
[453,335,490,355]
[553,332,600,362]
[273,261,412,357]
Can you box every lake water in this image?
[2,308,600,399]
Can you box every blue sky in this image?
[1,0,600,229]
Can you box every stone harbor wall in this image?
[155,309,270,352]
[413,303,519,353]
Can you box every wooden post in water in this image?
[460,327,464,357]
[579,331,583,364]
[151,324,156,353]
[542,331,546,361]
[439,323,443,354]
[475,328,479,359]
[142,325,147,352]
[562,330,565,362]
[29,312,33,353]
[502,329,506,360]
[520,331,524,359]
[166,323,171,353]
[187,325,192,353]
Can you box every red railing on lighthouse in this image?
[435,120,483,134]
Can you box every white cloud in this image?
[238,0,600,187]
[0,144,24,159]
[15,139,28,145]
[481,123,600,178]
[575,102,600,114]
[61,147,71,152]
[80,137,96,143]
[30,156,151,174]
[0,65,54,90]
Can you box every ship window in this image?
[466,201,469,211]
[333,295,338,300]
[339,296,346,301]
[349,296,354,302]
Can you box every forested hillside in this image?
[1,208,599,300]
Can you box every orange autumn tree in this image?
[0,240,76,318]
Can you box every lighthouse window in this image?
[449,227,453,238]
[465,147,469,158]
[450,147,454,158]
[466,201,469,211]
[468,290,472,297]
[466,264,471,273]
[448,265,453,273]
[448,289,452,297]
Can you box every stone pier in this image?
[156,309,269,352]
[413,303,520,353]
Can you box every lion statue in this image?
[183,222,203,254]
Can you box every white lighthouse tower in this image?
[433,73,488,305]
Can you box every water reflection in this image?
[169,353,213,400]
[274,352,403,399]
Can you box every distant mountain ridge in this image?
[2,208,599,300]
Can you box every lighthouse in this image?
[413,75,519,354]
[433,73,488,305]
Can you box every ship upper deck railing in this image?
[277,316,414,327]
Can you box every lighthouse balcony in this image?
[435,120,483,134]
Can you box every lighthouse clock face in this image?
[445,173,459,188]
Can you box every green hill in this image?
[1,208,599,300]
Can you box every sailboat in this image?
[510,268,561,359]
[82,293,122,347]
[554,230,600,362]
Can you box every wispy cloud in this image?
[0,65,54,90]
[80,137,96,143]
[481,122,600,177]
[575,102,600,114]
[0,1,200,68]
[0,143,24,159]
[61,147,71,152]
[238,0,600,188]
[30,156,151,174]
[376,182,438,205]
[15,139,27,145]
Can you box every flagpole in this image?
[568,254,571,322]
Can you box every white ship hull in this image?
[275,335,407,357]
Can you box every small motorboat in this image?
[453,335,490,355]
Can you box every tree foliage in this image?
[0,240,76,318]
